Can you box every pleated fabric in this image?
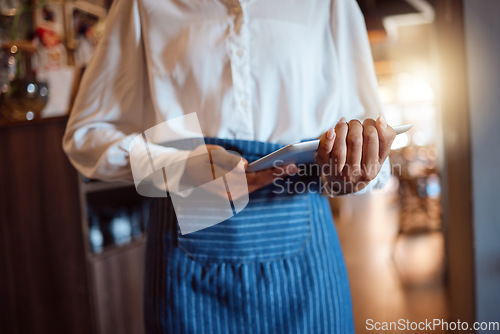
[144,138,354,334]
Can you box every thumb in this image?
[376,115,396,162]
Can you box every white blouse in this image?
[63,0,388,191]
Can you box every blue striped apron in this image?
[144,138,354,334]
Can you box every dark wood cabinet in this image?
[0,117,92,334]
[0,117,146,334]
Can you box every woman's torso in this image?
[136,0,346,144]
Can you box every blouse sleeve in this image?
[63,0,189,190]
[329,0,391,193]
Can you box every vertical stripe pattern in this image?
[144,138,354,334]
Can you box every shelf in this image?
[0,115,69,129]
[87,236,147,263]
[81,180,135,193]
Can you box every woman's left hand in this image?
[244,163,298,194]
[316,116,396,195]
[181,145,298,200]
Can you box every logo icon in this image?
[129,113,249,234]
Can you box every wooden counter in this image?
[1,116,149,334]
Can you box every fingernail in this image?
[379,115,387,129]
[326,128,335,140]
[289,164,298,173]
[338,117,347,124]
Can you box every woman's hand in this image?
[181,145,297,199]
[316,116,396,195]
[245,163,298,194]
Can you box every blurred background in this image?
[332,0,444,332]
[1,0,499,333]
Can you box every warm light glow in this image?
[378,86,396,105]
[397,73,435,103]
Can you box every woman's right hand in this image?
[316,116,396,195]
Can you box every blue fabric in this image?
[144,138,354,334]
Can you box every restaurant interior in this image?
[1,0,499,333]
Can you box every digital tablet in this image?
[246,124,413,172]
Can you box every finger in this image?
[205,144,228,170]
[362,118,380,181]
[346,119,363,177]
[241,157,249,171]
[210,148,244,178]
[204,144,226,154]
[246,169,277,193]
[183,145,241,190]
[246,164,298,193]
[376,115,397,164]
[332,118,348,175]
[250,164,298,183]
[317,128,336,165]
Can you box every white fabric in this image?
[63,0,389,192]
